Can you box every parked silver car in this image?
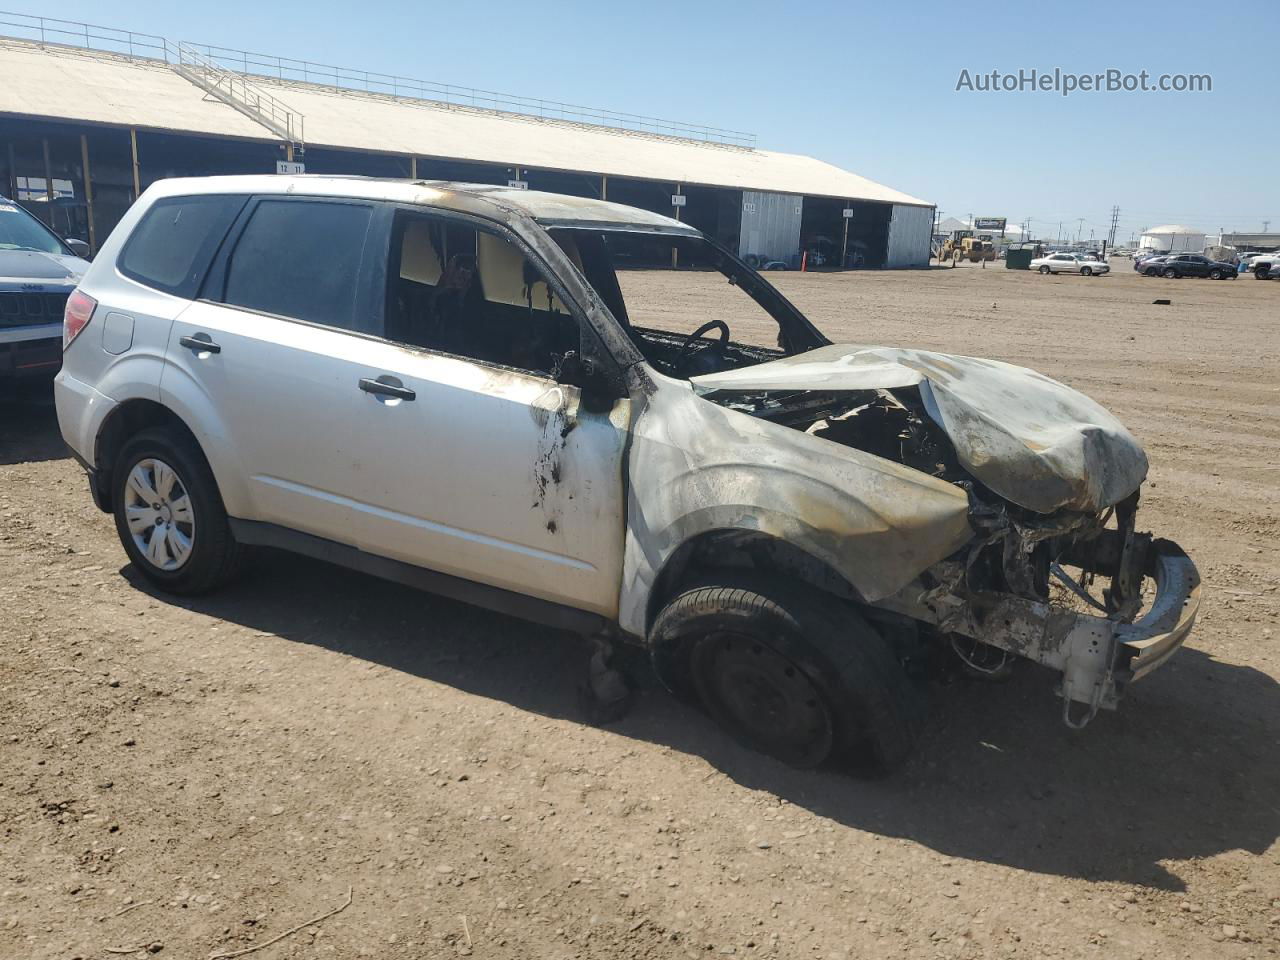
[54,176,1199,771]
[1031,253,1110,276]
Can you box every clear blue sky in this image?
[37,0,1278,242]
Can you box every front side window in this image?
[383,211,578,376]
[221,199,373,330]
[120,195,245,297]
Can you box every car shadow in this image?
[128,548,1280,891]
[0,378,70,466]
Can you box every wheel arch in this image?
[643,528,865,640]
[92,400,216,514]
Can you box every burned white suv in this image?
[55,176,1199,771]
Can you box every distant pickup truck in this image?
[0,196,91,378]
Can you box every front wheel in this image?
[650,574,924,773]
[1144,267,1159,276]
[1163,267,1178,278]
[1208,268,1223,280]
[1038,265,1051,274]
[112,428,242,595]
[1081,266,1093,276]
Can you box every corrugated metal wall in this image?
[885,204,933,268]
[739,191,803,264]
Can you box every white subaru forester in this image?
[56,175,1199,772]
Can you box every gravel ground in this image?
[2,260,1278,960]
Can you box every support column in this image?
[600,175,607,200]
[841,199,850,269]
[410,156,417,179]
[129,128,141,201]
[41,137,54,206]
[671,182,681,269]
[80,133,96,254]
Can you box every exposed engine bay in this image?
[693,375,1182,726]
[705,381,1135,606]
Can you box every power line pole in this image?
[1107,205,1120,247]
[1076,218,1085,243]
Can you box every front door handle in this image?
[359,376,416,401]
[179,333,221,354]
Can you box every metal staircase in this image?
[171,41,304,153]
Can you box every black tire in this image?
[1256,266,1269,279]
[650,573,923,773]
[112,427,242,595]
[1144,266,1158,276]
[1208,268,1223,280]
[1080,266,1092,276]
[1163,267,1178,278]
[1038,265,1051,274]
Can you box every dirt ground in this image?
[2,261,1278,960]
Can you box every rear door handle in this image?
[359,376,416,401]
[179,333,221,354]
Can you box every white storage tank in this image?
[1139,225,1206,253]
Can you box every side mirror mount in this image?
[555,350,617,413]
[64,238,91,260]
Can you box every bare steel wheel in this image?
[112,428,242,594]
[123,458,195,571]
[650,573,925,773]
[691,630,835,768]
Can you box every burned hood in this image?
[691,345,1148,514]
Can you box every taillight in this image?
[63,289,97,349]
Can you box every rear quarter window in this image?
[119,195,246,298]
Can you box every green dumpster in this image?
[1006,247,1035,270]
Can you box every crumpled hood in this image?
[691,344,1148,514]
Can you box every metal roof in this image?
[0,38,931,207]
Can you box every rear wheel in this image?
[1256,266,1269,279]
[650,574,923,773]
[1163,267,1178,278]
[112,428,242,594]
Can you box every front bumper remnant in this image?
[881,538,1200,728]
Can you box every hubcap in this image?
[123,457,195,571]
[695,632,834,767]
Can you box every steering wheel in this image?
[675,319,731,376]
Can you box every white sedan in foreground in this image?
[1032,253,1109,276]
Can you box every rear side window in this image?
[119,195,245,297]
[220,199,373,330]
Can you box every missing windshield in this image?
[548,227,826,380]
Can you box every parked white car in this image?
[1031,253,1110,276]
[54,176,1198,771]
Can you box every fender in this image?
[617,377,975,638]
